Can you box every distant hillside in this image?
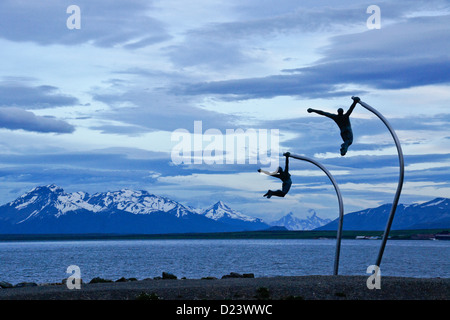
[317,198,450,231]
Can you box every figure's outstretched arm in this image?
[258,168,279,176]
[307,108,333,118]
[346,96,360,116]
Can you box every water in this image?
[0,239,448,284]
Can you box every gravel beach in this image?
[0,275,448,300]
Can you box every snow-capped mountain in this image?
[0,185,269,234]
[317,197,450,231]
[202,201,259,222]
[200,201,268,230]
[2,185,191,220]
[270,210,332,231]
[2,185,447,234]
[3,185,90,223]
[86,189,193,217]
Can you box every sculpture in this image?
[258,152,292,198]
[307,96,360,156]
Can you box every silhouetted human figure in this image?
[258,152,292,198]
[307,96,360,156]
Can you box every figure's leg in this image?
[265,180,291,198]
[269,190,286,197]
[282,181,292,195]
[263,190,273,198]
[340,140,353,155]
[340,130,353,156]
[340,142,348,156]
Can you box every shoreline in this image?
[0,228,448,242]
[0,275,449,300]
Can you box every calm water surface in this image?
[0,239,448,284]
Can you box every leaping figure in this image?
[308,96,360,156]
[258,152,292,198]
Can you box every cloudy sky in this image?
[0,0,449,222]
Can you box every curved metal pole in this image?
[357,100,405,268]
[288,153,344,275]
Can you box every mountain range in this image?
[0,185,448,234]
[270,210,332,231]
[0,185,268,234]
[317,197,450,231]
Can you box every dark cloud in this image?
[317,15,450,61]
[175,14,450,99]
[164,1,447,70]
[0,151,166,171]
[0,0,170,49]
[90,124,152,136]
[0,107,75,133]
[175,72,363,100]
[164,5,363,70]
[0,82,79,108]
[178,55,450,99]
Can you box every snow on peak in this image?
[47,184,63,192]
[14,195,38,210]
[271,211,331,231]
[421,198,448,207]
[12,185,196,218]
[85,189,193,216]
[203,201,257,222]
[307,209,317,218]
[13,184,64,211]
[26,184,64,194]
[213,201,231,210]
[6,186,262,222]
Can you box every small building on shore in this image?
[355,235,381,240]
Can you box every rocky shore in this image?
[0,273,449,300]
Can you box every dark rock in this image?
[89,277,113,284]
[201,276,218,280]
[14,282,38,288]
[243,273,255,278]
[222,272,243,279]
[40,282,62,286]
[114,277,137,282]
[230,272,242,277]
[162,272,177,280]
